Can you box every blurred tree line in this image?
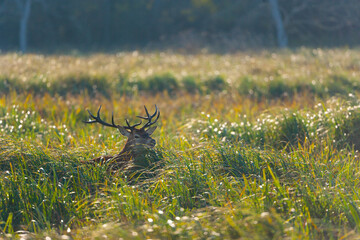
[0,0,359,53]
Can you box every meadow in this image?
[0,48,360,239]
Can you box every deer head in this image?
[84,105,160,154]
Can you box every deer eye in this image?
[134,135,140,139]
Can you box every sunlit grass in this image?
[0,49,360,239]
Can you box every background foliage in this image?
[1,49,360,239]
[0,0,360,52]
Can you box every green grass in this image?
[0,49,360,239]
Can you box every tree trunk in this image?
[269,0,288,48]
[19,0,31,53]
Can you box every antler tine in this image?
[83,105,100,124]
[85,110,96,122]
[137,105,160,130]
[137,105,150,120]
[83,105,118,128]
[111,112,116,126]
[154,110,160,122]
[125,119,142,130]
[83,105,103,123]
[149,105,158,118]
[145,105,150,118]
[136,105,158,119]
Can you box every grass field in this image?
[0,48,360,239]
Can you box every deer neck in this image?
[118,138,151,161]
[118,139,136,159]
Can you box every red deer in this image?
[83,105,160,170]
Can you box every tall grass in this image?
[0,50,360,239]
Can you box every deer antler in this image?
[83,105,118,128]
[125,119,142,130]
[84,105,142,131]
[137,105,160,130]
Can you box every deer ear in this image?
[146,126,157,135]
[118,126,130,137]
